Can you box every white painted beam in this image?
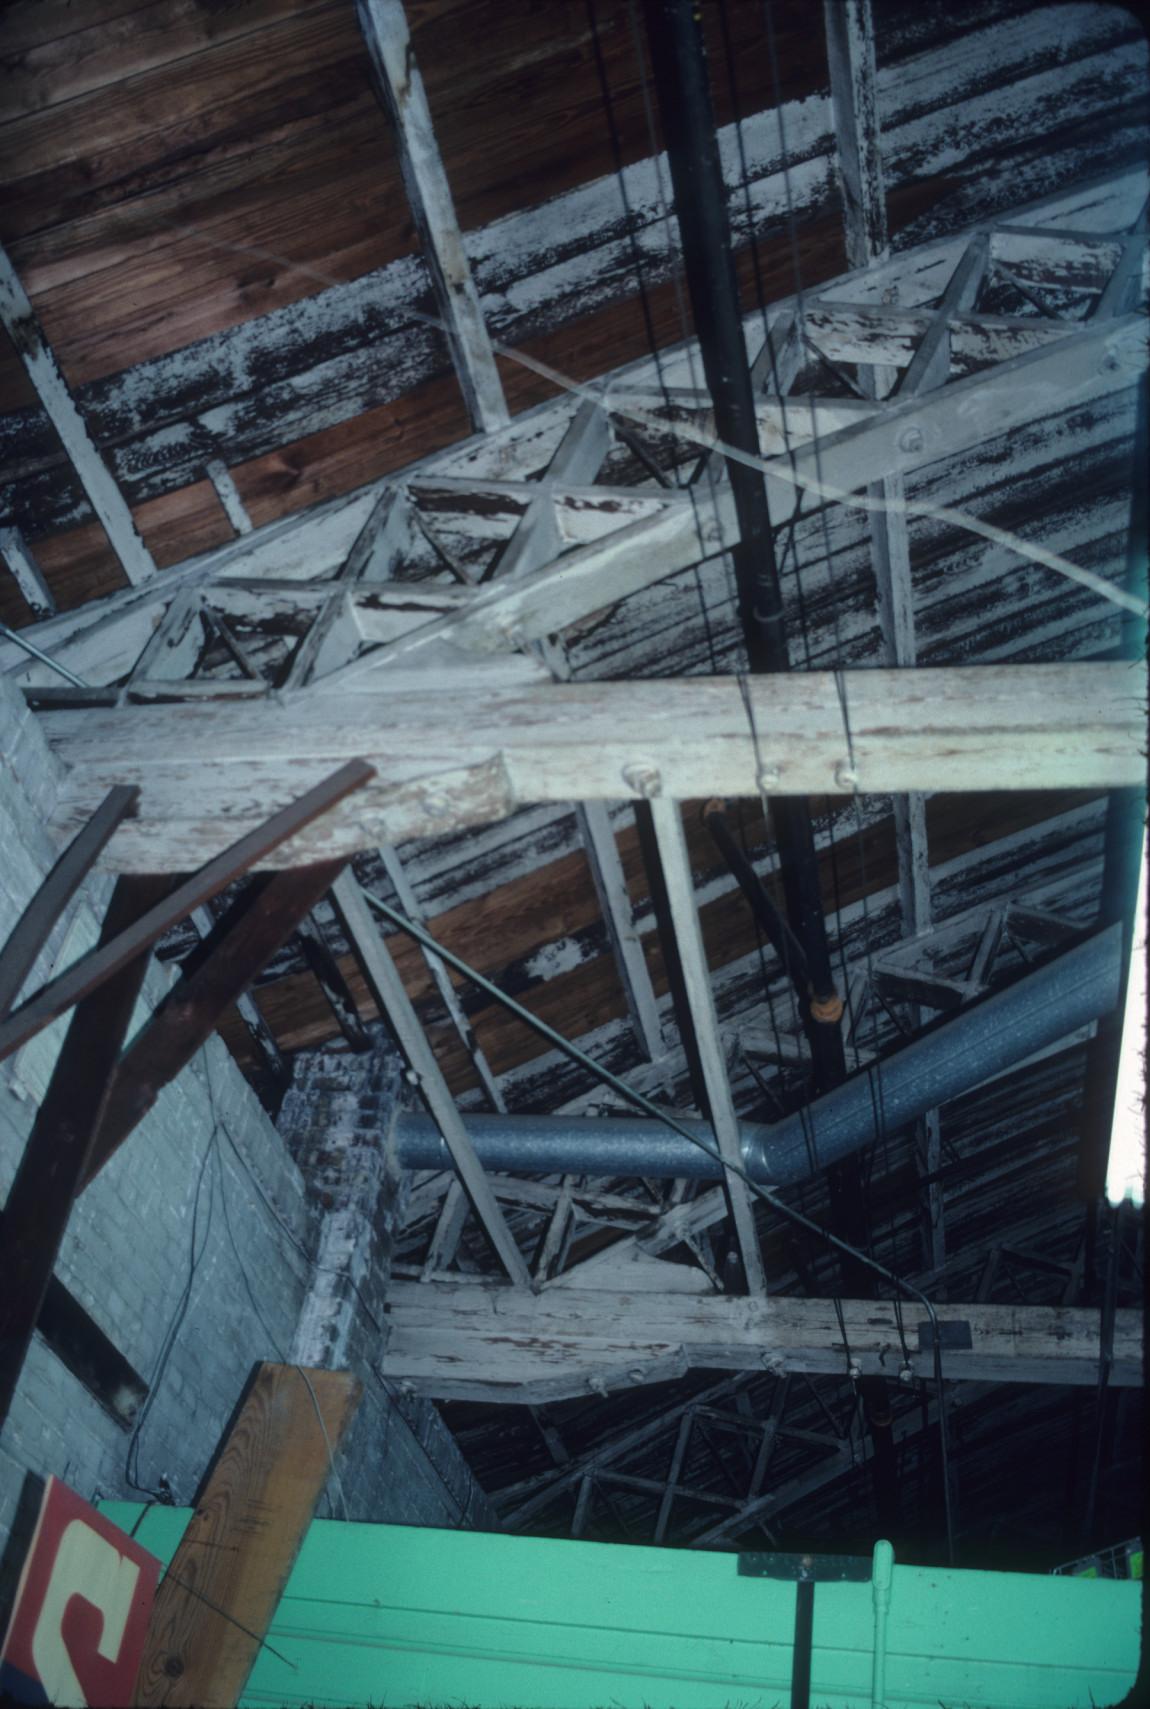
[383,1283,1142,1402]
[376,842,507,1113]
[355,0,509,434]
[0,526,55,621]
[324,309,1146,687]
[330,872,531,1287]
[579,801,665,1066]
[647,798,765,1296]
[0,242,156,586]
[39,662,1145,870]
[3,273,1142,695]
[824,0,887,268]
[205,458,253,535]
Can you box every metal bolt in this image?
[848,1360,862,1381]
[756,764,781,791]
[834,760,860,791]
[899,426,924,454]
[622,760,662,798]
[589,1376,609,1397]
[898,1364,915,1385]
[628,1368,645,1384]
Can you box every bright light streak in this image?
[1107,824,1147,1209]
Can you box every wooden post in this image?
[134,1363,360,1706]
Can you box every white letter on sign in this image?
[30,1519,141,1708]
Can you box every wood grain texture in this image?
[133,1362,360,1707]
[383,1283,1143,1402]
[37,665,1143,874]
[213,788,1099,1091]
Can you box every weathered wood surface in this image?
[4,287,1139,699]
[355,0,508,434]
[37,665,1143,870]
[133,1362,360,1707]
[0,525,55,620]
[0,760,372,1060]
[648,798,766,1294]
[218,792,1099,1102]
[1,9,1145,544]
[383,1283,1142,1401]
[0,241,156,585]
[331,870,531,1286]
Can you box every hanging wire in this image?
[585,0,675,420]
[362,887,955,1567]
[125,1124,217,1501]
[137,217,1148,623]
[624,0,726,672]
[210,1058,477,1525]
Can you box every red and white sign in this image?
[0,1478,160,1707]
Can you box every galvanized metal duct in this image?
[394,924,1122,1183]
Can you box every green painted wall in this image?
[101,1505,1139,1709]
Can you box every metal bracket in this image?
[738,1550,871,1582]
[917,1318,973,1353]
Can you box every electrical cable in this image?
[124,1124,217,1501]
[623,0,727,672]
[106,218,1147,632]
[211,1063,477,1526]
[362,886,955,1563]
[0,621,90,686]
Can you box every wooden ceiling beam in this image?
[645,797,766,1296]
[383,1283,1142,1403]
[0,240,156,587]
[36,662,1143,870]
[355,0,508,435]
[0,525,55,622]
[330,870,531,1289]
[3,281,1141,697]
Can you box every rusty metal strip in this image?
[0,784,138,1021]
[82,861,346,1186]
[0,759,374,1064]
[0,877,168,1431]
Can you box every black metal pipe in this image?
[702,799,813,1001]
[640,0,842,1064]
[641,0,895,1531]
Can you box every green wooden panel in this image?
[100,1505,1139,1709]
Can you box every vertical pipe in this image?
[791,1578,815,1709]
[871,1539,895,1709]
[640,0,899,1530]
[639,0,842,1056]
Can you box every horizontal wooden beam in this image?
[38,663,1143,870]
[382,1283,1142,1403]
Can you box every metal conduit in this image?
[395,924,1122,1181]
